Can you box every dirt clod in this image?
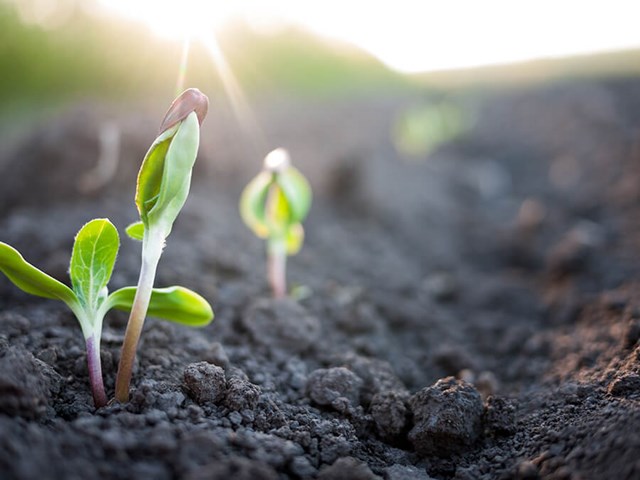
[370,390,408,440]
[336,354,406,404]
[183,362,227,405]
[224,374,261,411]
[307,367,363,412]
[408,377,484,457]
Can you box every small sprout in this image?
[115,88,210,403]
[0,219,212,408]
[240,148,312,298]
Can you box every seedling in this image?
[240,148,312,298]
[0,219,212,407]
[115,88,209,403]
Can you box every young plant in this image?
[115,88,209,403]
[0,219,212,408]
[240,148,312,298]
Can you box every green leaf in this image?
[125,221,145,241]
[285,224,305,255]
[107,286,213,327]
[0,242,77,305]
[70,219,120,310]
[146,112,200,235]
[240,164,311,245]
[262,184,293,237]
[277,167,312,223]
[239,171,272,238]
[135,124,179,224]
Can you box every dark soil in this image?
[1,78,640,480]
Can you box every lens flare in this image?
[97,0,640,74]
[198,31,266,152]
[97,0,267,154]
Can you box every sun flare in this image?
[98,0,640,74]
[96,0,235,40]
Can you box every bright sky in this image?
[97,0,640,73]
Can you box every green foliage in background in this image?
[393,100,472,157]
[0,1,406,116]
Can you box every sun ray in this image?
[175,36,191,95]
[199,31,266,156]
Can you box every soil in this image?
[1,78,640,480]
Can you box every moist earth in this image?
[1,78,640,479]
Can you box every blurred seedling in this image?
[0,219,212,407]
[79,121,121,193]
[393,99,470,157]
[240,148,312,298]
[115,88,211,403]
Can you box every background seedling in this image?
[115,88,209,403]
[0,219,212,407]
[240,148,312,298]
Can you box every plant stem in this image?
[114,233,163,403]
[267,237,287,298]
[86,334,107,408]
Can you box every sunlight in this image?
[96,0,234,40]
[97,0,640,74]
[198,31,265,150]
[283,0,640,72]
[175,37,190,94]
[97,0,265,149]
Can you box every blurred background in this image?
[2,0,639,152]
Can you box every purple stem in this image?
[86,335,107,408]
